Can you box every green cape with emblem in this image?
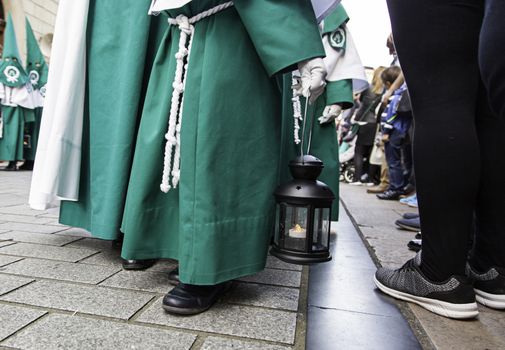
[0,14,28,88]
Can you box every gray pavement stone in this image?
[137,298,297,344]
[148,259,179,273]
[1,280,154,320]
[201,337,291,350]
[0,241,15,248]
[99,270,173,294]
[0,258,121,284]
[79,252,123,268]
[0,204,48,217]
[265,256,302,272]
[238,269,301,288]
[65,238,113,250]
[0,275,33,296]
[0,222,66,234]
[2,314,197,350]
[55,228,92,238]
[0,255,22,267]
[0,231,82,246]
[225,283,299,311]
[0,214,55,225]
[0,242,97,262]
[0,304,45,341]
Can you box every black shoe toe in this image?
[162,282,232,315]
[122,259,156,270]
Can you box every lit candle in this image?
[289,224,306,239]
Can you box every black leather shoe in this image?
[18,160,34,171]
[407,238,421,252]
[395,217,421,232]
[122,259,156,270]
[377,190,402,200]
[162,281,232,315]
[168,267,180,286]
[1,161,17,171]
[402,212,419,220]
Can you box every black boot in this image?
[122,259,157,270]
[18,160,34,171]
[168,267,180,286]
[1,161,17,171]
[162,281,232,315]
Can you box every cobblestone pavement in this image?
[0,170,308,350]
[341,184,505,350]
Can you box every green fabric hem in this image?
[326,79,353,108]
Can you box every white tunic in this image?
[29,0,90,210]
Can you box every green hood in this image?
[25,18,48,89]
[0,13,28,87]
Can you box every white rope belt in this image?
[160,1,234,193]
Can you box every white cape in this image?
[29,0,90,210]
[323,25,369,93]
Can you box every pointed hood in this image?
[25,18,48,89]
[0,13,28,87]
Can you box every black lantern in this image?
[271,155,335,265]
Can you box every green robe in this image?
[58,0,165,240]
[121,0,325,285]
[24,108,42,161]
[0,107,23,161]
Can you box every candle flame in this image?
[293,224,304,232]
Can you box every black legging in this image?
[387,0,505,281]
[354,144,373,182]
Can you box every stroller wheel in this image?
[343,165,355,183]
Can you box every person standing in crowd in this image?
[376,66,413,200]
[350,66,385,185]
[0,14,35,171]
[29,0,166,270]
[376,0,505,319]
[20,18,48,171]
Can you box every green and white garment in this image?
[0,14,35,161]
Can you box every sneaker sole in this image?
[395,222,421,232]
[374,276,478,319]
[475,289,505,310]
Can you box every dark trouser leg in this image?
[384,130,404,191]
[353,145,366,182]
[387,0,483,281]
[471,0,505,270]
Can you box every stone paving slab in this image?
[265,256,302,272]
[137,298,297,344]
[0,204,49,217]
[0,255,22,267]
[0,222,65,234]
[0,275,33,296]
[0,214,56,225]
[1,280,154,320]
[2,314,197,350]
[99,270,173,294]
[0,231,82,247]
[201,336,291,350]
[0,304,45,341]
[225,282,299,311]
[0,242,97,262]
[0,258,121,284]
[0,241,15,248]
[238,268,301,288]
[55,227,92,237]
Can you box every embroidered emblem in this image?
[329,27,346,51]
[4,65,20,83]
[29,70,40,86]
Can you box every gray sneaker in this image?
[466,264,505,309]
[375,253,478,319]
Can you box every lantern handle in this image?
[300,93,311,160]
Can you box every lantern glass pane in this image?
[312,208,330,251]
[284,205,309,251]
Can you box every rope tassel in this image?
[160,2,234,193]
